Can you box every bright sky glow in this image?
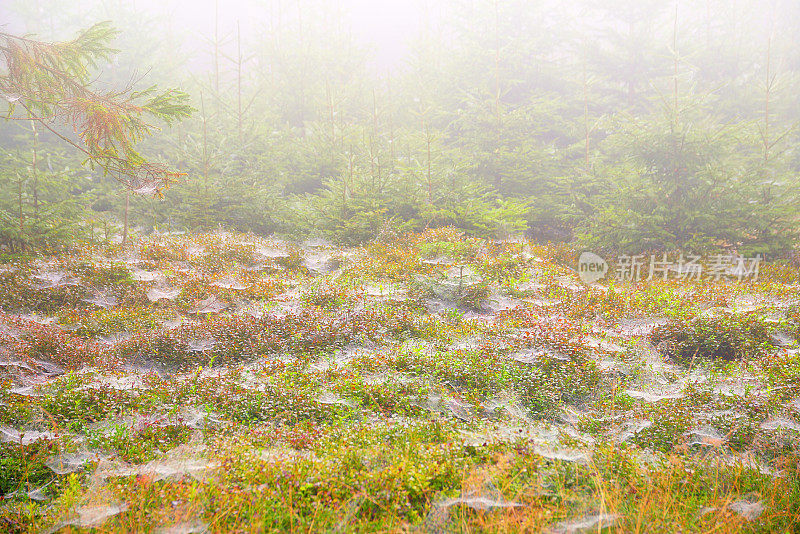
[147,0,427,68]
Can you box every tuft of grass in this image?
[650,313,775,362]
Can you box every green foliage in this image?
[86,422,192,463]
[650,313,775,362]
[576,110,799,254]
[0,441,56,496]
[1,1,799,253]
[0,23,193,192]
[1,231,800,531]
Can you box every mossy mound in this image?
[650,313,774,362]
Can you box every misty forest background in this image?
[1,0,799,255]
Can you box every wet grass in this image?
[0,229,799,532]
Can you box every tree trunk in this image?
[123,191,130,245]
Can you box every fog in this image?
[6,0,790,72]
[3,0,430,69]
[1,0,799,249]
[3,3,800,531]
